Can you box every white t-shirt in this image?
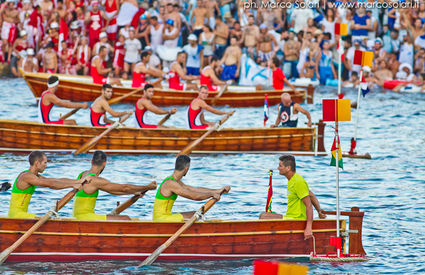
[291,8,314,33]
[150,24,164,52]
[124,38,142,63]
[414,36,425,49]
[399,42,414,68]
[164,27,179,48]
[183,44,202,68]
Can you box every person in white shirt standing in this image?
[123,27,142,79]
[183,34,203,76]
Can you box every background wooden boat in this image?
[22,72,314,107]
[0,207,365,262]
[0,120,326,155]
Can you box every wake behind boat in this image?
[21,71,314,107]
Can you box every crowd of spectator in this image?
[2,0,425,89]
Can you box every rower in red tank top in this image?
[199,58,225,91]
[132,51,164,88]
[168,53,199,91]
[38,76,88,125]
[134,84,177,128]
[186,85,233,129]
[90,83,133,127]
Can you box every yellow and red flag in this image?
[353,50,374,67]
[330,136,343,169]
[334,23,348,36]
[322,99,351,122]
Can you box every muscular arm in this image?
[294,103,312,127]
[301,195,313,239]
[142,100,169,115]
[207,68,225,85]
[272,106,281,127]
[309,190,326,218]
[96,58,111,75]
[165,179,217,201]
[198,100,228,115]
[101,100,127,117]
[94,177,156,195]
[47,93,85,109]
[21,173,82,190]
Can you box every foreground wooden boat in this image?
[0,119,326,155]
[0,207,365,262]
[21,71,314,107]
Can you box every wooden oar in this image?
[109,191,147,216]
[211,84,228,106]
[0,181,86,265]
[108,88,143,105]
[157,113,172,126]
[138,190,226,267]
[73,112,131,155]
[177,111,234,156]
[59,107,81,120]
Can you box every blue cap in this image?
[166,19,174,26]
[140,14,147,20]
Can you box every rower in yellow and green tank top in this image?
[72,150,157,221]
[9,170,37,219]
[152,155,230,222]
[153,176,184,221]
[8,151,88,219]
[73,172,106,220]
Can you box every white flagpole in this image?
[353,70,363,144]
[335,124,341,258]
[337,38,342,96]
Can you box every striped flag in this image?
[264,94,269,126]
[322,99,351,122]
[330,136,343,169]
[353,50,374,67]
[334,23,348,36]
[265,170,273,212]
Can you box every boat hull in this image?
[0,213,365,262]
[22,72,314,107]
[0,119,326,155]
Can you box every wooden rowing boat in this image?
[0,207,365,262]
[21,71,314,107]
[0,119,326,155]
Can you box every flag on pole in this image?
[322,99,351,122]
[265,170,273,212]
[330,136,343,169]
[353,50,374,67]
[264,94,269,127]
[334,23,348,36]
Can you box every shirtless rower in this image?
[42,41,58,73]
[90,84,133,127]
[200,57,225,91]
[190,0,208,37]
[1,0,20,62]
[134,84,177,128]
[169,51,199,90]
[73,150,157,221]
[187,85,233,129]
[256,24,278,62]
[39,76,88,125]
[153,154,230,221]
[240,15,259,60]
[91,46,121,86]
[271,93,312,128]
[132,51,164,88]
[8,151,92,219]
[219,36,242,83]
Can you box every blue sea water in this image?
[0,79,424,274]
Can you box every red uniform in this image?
[105,0,118,41]
[38,91,64,125]
[91,56,107,84]
[200,66,218,91]
[88,10,103,48]
[78,45,89,66]
[168,63,185,90]
[90,107,111,127]
[186,100,208,129]
[132,69,146,88]
[134,98,158,128]
[272,67,286,90]
[113,41,124,69]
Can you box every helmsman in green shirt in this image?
[259,155,326,240]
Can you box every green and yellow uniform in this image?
[284,172,310,219]
[8,170,38,219]
[152,176,184,221]
[73,172,107,220]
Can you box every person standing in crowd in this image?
[183,34,203,76]
[190,0,208,37]
[283,30,300,79]
[214,16,229,59]
[220,36,242,83]
[199,24,214,68]
[240,15,259,60]
[123,27,141,79]
[76,36,91,76]
[318,40,337,85]
[149,16,164,52]
[85,1,106,48]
